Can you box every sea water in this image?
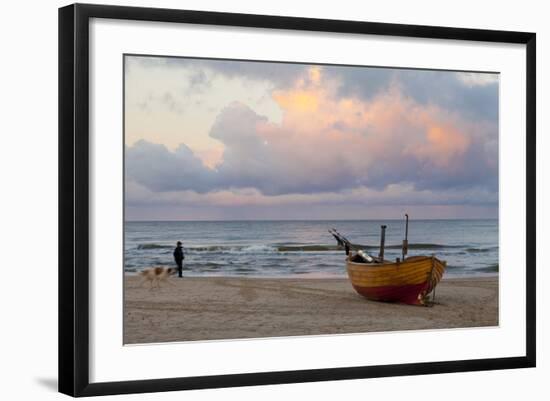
[124,219,498,278]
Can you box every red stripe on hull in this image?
[352,282,430,305]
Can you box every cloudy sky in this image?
[124,55,499,221]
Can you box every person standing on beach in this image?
[173,241,185,278]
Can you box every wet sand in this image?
[124,276,498,344]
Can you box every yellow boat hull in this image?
[346,255,446,305]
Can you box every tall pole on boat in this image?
[379,225,387,261]
[402,214,409,261]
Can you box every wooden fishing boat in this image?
[346,254,446,305]
[330,215,446,306]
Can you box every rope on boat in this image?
[428,256,436,306]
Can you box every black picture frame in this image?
[59,3,536,397]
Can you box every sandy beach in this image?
[123,276,498,344]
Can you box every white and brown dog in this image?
[139,267,177,290]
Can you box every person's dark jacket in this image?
[173,246,184,263]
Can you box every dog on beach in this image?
[139,267,177,289]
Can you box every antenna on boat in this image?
[402,213,409,261]
[329,228,351,255]
[379,225,387,261]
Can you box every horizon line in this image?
[125,217,498,222]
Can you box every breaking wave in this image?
[465,246,499,253]
[136,242,475,253]
[478,263,499,272]
[136,243,172,250]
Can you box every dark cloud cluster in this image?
[130,55,308,88]
[310,65,498,121]
[126,140,216,193]
[128,55,498,123]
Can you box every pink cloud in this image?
[127,66,497,199]
[248,67,487,189]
